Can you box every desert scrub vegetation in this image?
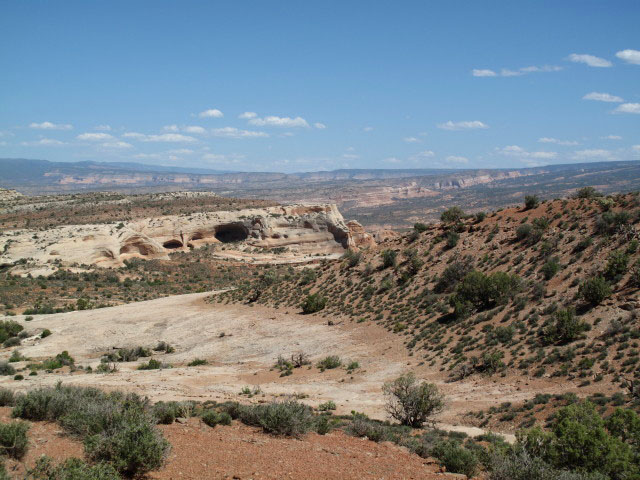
[213,190,640,385]
[300,293,327,314]
[0,420,29,459]
[383,373,444,427]
[11,384,170,477]
[27,456,121,480]
[1,249,257,315]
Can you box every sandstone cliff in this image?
[0,204,372,270]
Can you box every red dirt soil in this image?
[150,418,449,480]
[0,407,466,480]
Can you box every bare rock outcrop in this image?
[0,204,359,269]
[347,220,376,249]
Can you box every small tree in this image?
[604,250,629,282]
[380,249,397,269]
[445,231,459,249]
[524,195,539,210]
[579,276,612,306]
[441,206,465,223]
[301,293,327,314]
[383,373,444,428]
[543,308,588,345]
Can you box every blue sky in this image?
[0,1,639,172]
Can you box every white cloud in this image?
[583,92,623,103]
[498,145,557,160]
[211,127,269,138]
[163,125,179,132]
[472,69,497,77]
[403,136,420,143]
[21,138,66,146]
[314,122,327,129]
[123,132,197,142]
[415,150,435,158]
[384,157,401,164]
[603,135,622,140]
[567,53,612,67]
[633,145,640,152]
[29,121,73,130]
[94,124,111,131]
[249,115,309,128]
[101,141,132,149]
[438,120,489,131]
[342,153,360,159]
[473,65,561,77]
[615,49,640,65]
[572,149,614,160]
[363,126,374,132]
[502,65,562,76]
[538,137,579,146]
[613,103,640,114]
[183,125,206,134]
[238,112,257,119]
[198,109,224,118]
[168,148,195,155]
[77,132,114,141]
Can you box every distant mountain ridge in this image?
[3,157,640,188]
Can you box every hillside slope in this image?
[215,189,640,407]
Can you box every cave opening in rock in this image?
[163,239,183,249]
[215,224,248,243]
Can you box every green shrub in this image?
[413,222,429,232]
[434,256,474,293]
[0,389,14,407]
[3,337,20,348]
[85,407,170,477]
[0,320,23,344]
[342,249,362,268]
[137,359,165,370]
[27,456,122,480]
[301,293,327,314]
[0,361,15,376]
[604,251,629,282]
[152,401,180,424]
[117,346,151,362]
[490,451,608,480]
[383,373,444,428]
[525,195,540,210]
[318,401,336,411]
[187,358,208,366]
[202,410,232,428]
[0,421,29,459]
[543,308,588,345]
[441,206,465,223]
[317,355,342,371]
[450,270,521,317]
[12,385,169,477]
[381,249,398,269]
[578,277,612,306]
[541,258,561,280]
[550,401,635,478]
[242,401,314,437]
[431,440,478,477]
[445,231,459,249]
[574,187,602,199]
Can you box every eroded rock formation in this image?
[0,204,365,269]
